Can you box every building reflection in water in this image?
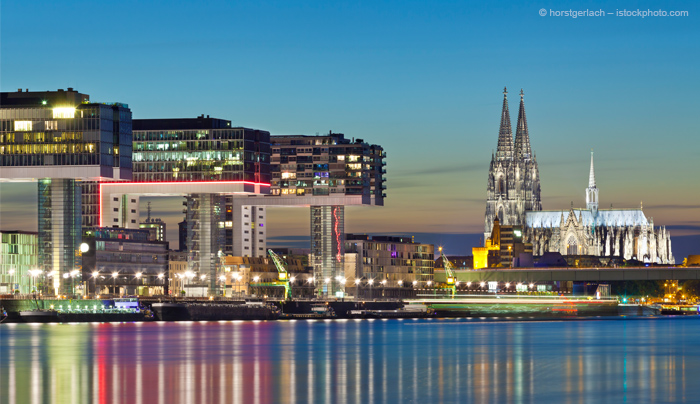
[2,317,700,403]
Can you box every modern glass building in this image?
[0,231,39,294]
[225,132,387,297]
[98,116,271,295]
[0,88,132,295]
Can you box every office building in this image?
[0,231,38,294]
[344,234,434,285]
[81,227,169,296]
[97,116,271,295]
[231,132,386,297]
[0,88,132,294]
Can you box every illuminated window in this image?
[53,107,76,119]
[14,121,32,131]
[45,121,57,130]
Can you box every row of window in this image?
[133,141,246,152]
[133,130,247,142]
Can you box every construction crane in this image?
[267,249,292,300]
[439,247,456,298]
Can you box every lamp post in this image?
[308,276,315,298]
[112,272,119,296]
[8,268,15,294]
[219,275,226,297]
[158,273,164,295]
[92,271,99,297]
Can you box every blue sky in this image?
[1,0,698,259]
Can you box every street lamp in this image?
[92,271,99,296]
[426,280,432,287]
[158,273,165,295]
[412,280,417,288]
[398,280,403,286]
[112,272,119,296]
[8,268,15,294]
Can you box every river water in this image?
[0,317,698,404]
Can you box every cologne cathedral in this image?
[484,88,674,264]
[484,88,542,240]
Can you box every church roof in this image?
[526,208,649,228]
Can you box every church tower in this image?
[586,151,599,216]
[484,88,541,240]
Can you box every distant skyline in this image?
[1,1,698,260]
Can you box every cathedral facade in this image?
[484,88,541,240]
[484,88,674,265]
[525,153,674,264]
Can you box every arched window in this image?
[566,235,578,255]
[498,207,504,223]
[497,177,505,194]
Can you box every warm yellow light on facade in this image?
[53,107,76,119]
[14,121,33,131]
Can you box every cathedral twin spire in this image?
[496,87,532,161]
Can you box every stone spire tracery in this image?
[496,87,514,161]
[514,89,532,161]
[586,150,599,215]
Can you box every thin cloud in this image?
[645,204,700,210]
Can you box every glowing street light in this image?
[112,272,119,296]
[529,283,534,289]
[135,272,142,279]
[381,280,387,286]
[479,282,485,288]
[426,280,432,287]
[290,276,296,283]
[412,280,418,287]
[253,276,260,282]
[398,280,403,286]
[324,278,330,284]
[355,279,361,285]
[368,279,374,285]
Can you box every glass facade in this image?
[0,231,38,294]
[186,194,225,295]
[311,205,345,296]
[132,127,271,183]
[0,103,132,171]
[37,178,82,294]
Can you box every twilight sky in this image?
[1,0,698,259]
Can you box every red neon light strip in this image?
[100,180,270,186]
[333,207,341,263]
[98,180,270,228]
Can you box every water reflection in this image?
[1,317,700,403]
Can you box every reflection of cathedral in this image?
[484,88,674,264]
